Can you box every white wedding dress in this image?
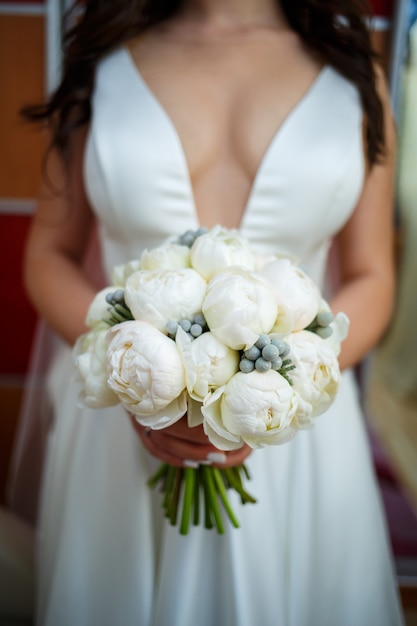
[36,47,404,626]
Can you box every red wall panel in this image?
[0,1,44,4]
[0,215,38,376]
[0,13,44,376]
[369,0,395,16]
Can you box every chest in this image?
[86,46,364,268]
[126,38,325,226]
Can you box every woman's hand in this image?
[129,414,252,468]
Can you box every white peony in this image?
[175,327,239,402]
[286,330,341,427]
[139,243,191,271]
[124,268,207,333]
[202,267,277,351]
[253,250,300,272]
[259,258,322,332]
[190,225,256,280]
[326,311,350,356]
[111,260,142,287]
[186,396,204,428]
[106,320,187,428]
[202,370,299,450]
[85,287,116,329]
[74,329,119,408]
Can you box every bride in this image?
[22,0,404,624]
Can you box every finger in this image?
[163,417,210,445]
[149,431,252,468]
[131,418,215,467]
[137,428,191,467]
[151,428,220,463]
[130,414,253,468]
[219,444,252,468]
[130,413,209,445]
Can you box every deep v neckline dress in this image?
[36,47,404,626]
[121,46,332,232]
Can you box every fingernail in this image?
[183,459,199,468]
[206,452,227,464]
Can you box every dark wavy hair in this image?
[22,0,384,165]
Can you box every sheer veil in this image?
[6,225,105,527]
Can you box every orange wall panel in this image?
[0,14,46,198]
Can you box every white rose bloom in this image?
[106,320,187,428]
[259,258,322,332]
[139,243,191,271]
[125,268,207,333]
[175,327,239,402]
[202,267,277,350]
[202,370,299,450]
[74,329,119,409]
[85,287,116,329]
[286,330,341,426]
[111,260,142,287]
[190,225,256,280]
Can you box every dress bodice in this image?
[84,47,364,285]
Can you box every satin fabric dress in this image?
[36,47,404,626]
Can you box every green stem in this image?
[147,462,256,534]
[202,466,224,534]
[241,463,251,481]
[168,468,183,526]
[193,468,201,526]
[108,308,127,323]
[147,463,169,489]
[224,467,257,504]
[202,467,214,530]
[180,468,196,535]
[212,468,240,528]
[162,465,176,511]
[114,303,134,320]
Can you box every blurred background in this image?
[0,0,416,624]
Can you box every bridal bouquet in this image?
[74,226,349,534]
